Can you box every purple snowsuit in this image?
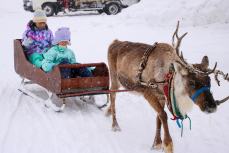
[22,21,53,56]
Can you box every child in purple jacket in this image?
[22,9,53,68]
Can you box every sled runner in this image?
[14,39,130,111]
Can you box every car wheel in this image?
[104,3,121,15]
[42,3,55,17]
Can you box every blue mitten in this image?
[42,61,56,72]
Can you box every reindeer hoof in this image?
[112,124,121,131]
[163,142,173,153]
[152,137,162,150]
[152,143,162,150]
[105,108,112,117]
[106,111,111,117]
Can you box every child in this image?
[22,9,53,68]
[41,27,92,78]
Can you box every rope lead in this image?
[176,115,192,137]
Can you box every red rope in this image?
[58,89,133,98]
[163,72,173,101]
[163,72,177,118]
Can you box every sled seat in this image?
[14,39,110,97]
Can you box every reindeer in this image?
[106,21,229,153]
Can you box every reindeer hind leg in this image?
[107,72,121,131]
[107,48,121,131]
[110,90,121,131]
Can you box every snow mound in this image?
[117,0,229,26]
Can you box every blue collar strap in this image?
[191,86,210,102]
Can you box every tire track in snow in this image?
[0,89,24,153]
[0,84,62,153]
[71,97,126,153]
[87,109,126,153]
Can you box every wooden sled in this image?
[14,39,129,111]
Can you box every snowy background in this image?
[0,0,229,153]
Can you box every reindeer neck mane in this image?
[172,68,194,117]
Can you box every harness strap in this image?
[171,87,184,118]
[191,86,210,102]
[136,42,159,87]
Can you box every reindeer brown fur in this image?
[106,22,229,153]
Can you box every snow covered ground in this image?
[0,0,229,153]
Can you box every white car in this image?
[23,0,138,16]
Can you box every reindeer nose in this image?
[205,102,217,113]
[206,108,216,113]
[211,101,217,107]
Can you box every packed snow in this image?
[0,0,229,153]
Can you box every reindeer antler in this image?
[175,60,208,75]
[172,21,206,74]
[206,62,217,75]
[172,21,199,73]
[172,22,219,76]
[171,22,229,105]
[216,96,229,105]
[172,21,228,80]
[172,21,188,64]
[213,70,229,86]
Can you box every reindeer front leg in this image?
[144,89,173,153]
[159,111,173,153]
[152,99,166,150]
[152,115,163,150]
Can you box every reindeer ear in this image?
[201,56,209,70]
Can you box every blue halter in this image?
[173,86,210,136]
[191,86,210,102]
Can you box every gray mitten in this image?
[22,37,33,47]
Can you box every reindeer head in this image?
[171,21,229,114]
